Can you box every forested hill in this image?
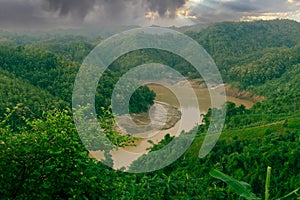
[1,19,299,69]
[188,19,300,115]
[0,19,299,128]
[0,45,155,119]
[0,19,299,124]
[0,68,67,128]
[187,19,300,69]
[0,20,299,199]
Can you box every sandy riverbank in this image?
[90,101,187,170]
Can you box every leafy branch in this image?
[210,167,300,200]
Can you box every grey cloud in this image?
[97,0,140,20]
[144,0,188,17]
[221,1,258,12]
[0,0,48,29]
[45,0,188,19]
[43,0,189,26]
[218,0,298,12]
[190,0,300,23]
[0,0,299,30]
[45,0,96,20]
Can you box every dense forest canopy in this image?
[0,19,299,199]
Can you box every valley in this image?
[0,19,299,199]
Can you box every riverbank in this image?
[90,80,263,170]
[148,81,262,110]
[90,101,184,169]
[225,84,265,104]
[127,101,181,131]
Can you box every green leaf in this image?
[276,187,300,200]
[265,166,272,200]
[210,169,261,200]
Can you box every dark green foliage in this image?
[0,109,133,199]
[0,45,155,116]
[129,86,156,113]
[187,19,300,69]
[29,40,95,63]
[0,45,78,102]
[210,168,300,200]
[228,46,300,88]
[210,169,259,200]
[2,109,298,199]
[0,19,299,199]
[0,109,93,199]
[0,69,67,129]
[109,49,198,78]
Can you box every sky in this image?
[0,0,299,30]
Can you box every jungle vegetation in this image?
[0,19,299,199]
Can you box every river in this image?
[90,81,258,170]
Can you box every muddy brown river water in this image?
[90,82,257,170]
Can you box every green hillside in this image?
[0,45,155,115]
[188,19,300,69]
[0,69,67,128]
[0,20,299,199]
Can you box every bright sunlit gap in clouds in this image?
[239,0,300,22]
[241,11,300,22]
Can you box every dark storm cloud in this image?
[45,0,96,20]
[45,0,188,19]
[144,0,188,17]
[42,0,189,26]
